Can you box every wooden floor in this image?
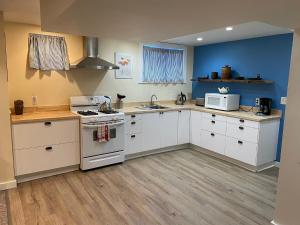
[6,149,278,225]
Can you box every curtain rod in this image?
[29,33,65,39]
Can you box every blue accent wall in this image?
[192,33,293,161]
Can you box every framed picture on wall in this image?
[115,52,133,79]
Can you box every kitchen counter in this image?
[120,103,281,122]
[11,111,79,124]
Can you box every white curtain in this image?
[28,33,70,70]
[142,46,184,83]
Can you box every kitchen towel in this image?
[28,33,70,70]
[97,125,110,142]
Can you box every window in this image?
[141,43,187,83]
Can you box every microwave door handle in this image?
[82,121,125,128]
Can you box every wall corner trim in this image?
[274,161,280,168]
[0,179,17,190]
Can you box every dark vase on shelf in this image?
[221,65,232,79]
[211,72,218,79]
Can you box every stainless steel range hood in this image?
[71,37,119,70]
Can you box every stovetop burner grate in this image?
[77,110,98,116]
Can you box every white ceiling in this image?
[0,0,40,25]
[164,22,293,46]
[0,0,300,43]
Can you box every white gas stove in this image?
[70,96,125,170]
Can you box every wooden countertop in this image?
[11,111,79,124]
[10,103,281,124]
[120,103,281,122]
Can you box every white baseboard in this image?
[274,161,280,168]
[0,179,17,190]
[271,220,280,225]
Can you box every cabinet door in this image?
[190,111,202,147]
[178,110,190,144]
[142,112,161,151]
[160,111,179,148]
[125,133,143,155]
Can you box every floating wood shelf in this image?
[191,79,273,84]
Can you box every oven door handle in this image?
[82,121,125,128]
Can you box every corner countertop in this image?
[119,103,281,122]
[11,111,80,124]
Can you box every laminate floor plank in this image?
[6,149,278,225]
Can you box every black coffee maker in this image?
[256,98,272,116]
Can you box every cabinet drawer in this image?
[202,117,227,135]
[226,123,259,143]
[125,119,142,134]
[125,133,143,155]
[226,117,259,129]
[202,112,227,122]
[225,137,257,166]
[13,119,79,149]
[15,142,80,176]
[200,130,225,155]
[125,114,142,122]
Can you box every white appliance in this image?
[70,96,125,170]
[205,93,240,111]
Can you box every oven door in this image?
[81,121,125,158]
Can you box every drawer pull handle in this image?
[44,121,52,126]
[131,135,136,138]
[240,119,244,123]
[178,110,182,113]
[211,120,215,124]
[131,121,136,125]
[45,146,53,151]
[212,114,216,117]
[131,115,136,118]
[238,140,243,145]
[210,133,215,137]
[239,126,244,130]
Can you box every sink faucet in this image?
[150,94,158,105]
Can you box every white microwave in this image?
[205,93,240,111]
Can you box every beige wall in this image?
[0,13,15,186]
[5,22,193,107]
[273,29,300,225]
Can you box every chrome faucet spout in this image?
[150,95,158,105]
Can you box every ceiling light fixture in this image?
[226,26,233,31]
[197,37,203,41]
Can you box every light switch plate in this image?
[281,97,287,105]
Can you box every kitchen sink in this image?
[137,104,169,110]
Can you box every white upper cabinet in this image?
[178,110,190,145]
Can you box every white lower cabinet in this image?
[225,137,258,166]
[126,110,185,155]
[178,110,190,144]
[190,111,202,146]
[15,142,80,176]
[12,119,80,176]
[124,109,280,169]
[125,133,143,155]
[192,113,279,167]
[160,111,179,148]
[200,130,226,155]
[141,112,161,151]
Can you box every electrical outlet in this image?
[281,97,287,105]
[32,96,38,105]
[255,98,260,106]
